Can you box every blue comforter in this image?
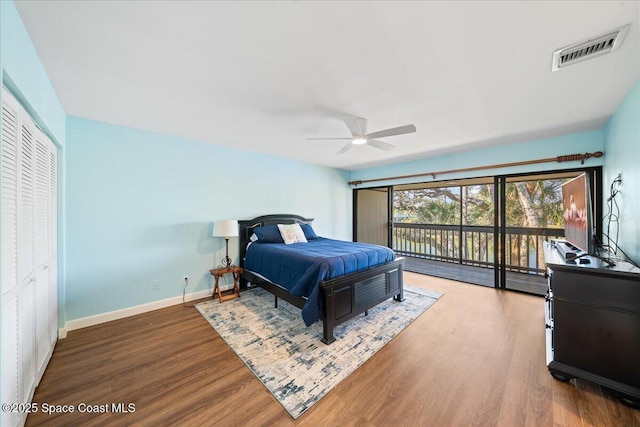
[243,237,396,326]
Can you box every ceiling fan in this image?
[307,117,416,154]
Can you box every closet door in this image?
[48,143,57,261]
[48,144,58,346]
[1,87,59,426]
[21,275,36,403]
[48,260,58,346]
[2,90,20,296]
[19,109,38,405]
[34,132,49,267]
[1,88,22,427]
[1,297,21,427]
[19,117,35,281]
[34,129,51,375]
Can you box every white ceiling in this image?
[15,1,640,171]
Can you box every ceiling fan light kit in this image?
[308,117,417,155]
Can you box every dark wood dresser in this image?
[544,241,640,407]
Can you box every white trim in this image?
[57,289,211,337]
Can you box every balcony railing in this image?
[393,223,564,276]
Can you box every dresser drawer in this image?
[552,270,640,313]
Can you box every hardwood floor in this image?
[27,272,640,426]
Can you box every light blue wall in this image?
[349,130,604,188]
[604,80,640,264]
[0,0,66,144]
[64,117,351,321]
[1,0,67,328]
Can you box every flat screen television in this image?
[561,173,593,255]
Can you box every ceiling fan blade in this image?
[336,143,353,155]
[306,137,353,141]
[343,117,367,137]
[365,124,416,139]
[367,139,395,151]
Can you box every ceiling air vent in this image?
[552,24,630,71]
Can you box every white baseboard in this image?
[58,288,212,338]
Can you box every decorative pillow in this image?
[249,233,258,242]
[252,225,284,243]
[300,223,318,240]
[277,223,308,244]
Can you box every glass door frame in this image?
[495,166,603,290]
[353,166,603,293]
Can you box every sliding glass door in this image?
[499,169,602,294]
[391,178,497,287]
[353,167,602,296]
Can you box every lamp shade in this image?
[212,220,239,238]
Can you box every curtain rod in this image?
[348,151,604,187]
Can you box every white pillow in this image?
[277,223,308,244]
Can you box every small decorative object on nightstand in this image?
[210,266,243,303]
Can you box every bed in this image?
[239,214,405,344]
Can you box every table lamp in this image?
[212,219,239,268]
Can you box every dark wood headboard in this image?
[238,214,314,269]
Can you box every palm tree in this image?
[507,179,564,270]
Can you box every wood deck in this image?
[403,256,548,295]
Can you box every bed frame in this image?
[238,214,404,344]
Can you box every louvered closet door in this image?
[1,89,19,296]
[48,143,57,260]
[35,266,49,375]
[48,144,58,346]
[19,117,35,281]
[21,275,36,402]
[34,132,49,267]
[48,261,58,346]
[34,129,51,374]
[1,87,22,427]
[2,87,59,426]
[20,113,38,404]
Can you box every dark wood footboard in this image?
[242,258,404,344]
[319,257,404,344]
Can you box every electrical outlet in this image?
[616,172,622,186]
[183,275,189,284]
[152,280,160,291]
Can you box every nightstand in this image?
[209,266,243,303]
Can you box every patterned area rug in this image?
[195,285,442,419]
